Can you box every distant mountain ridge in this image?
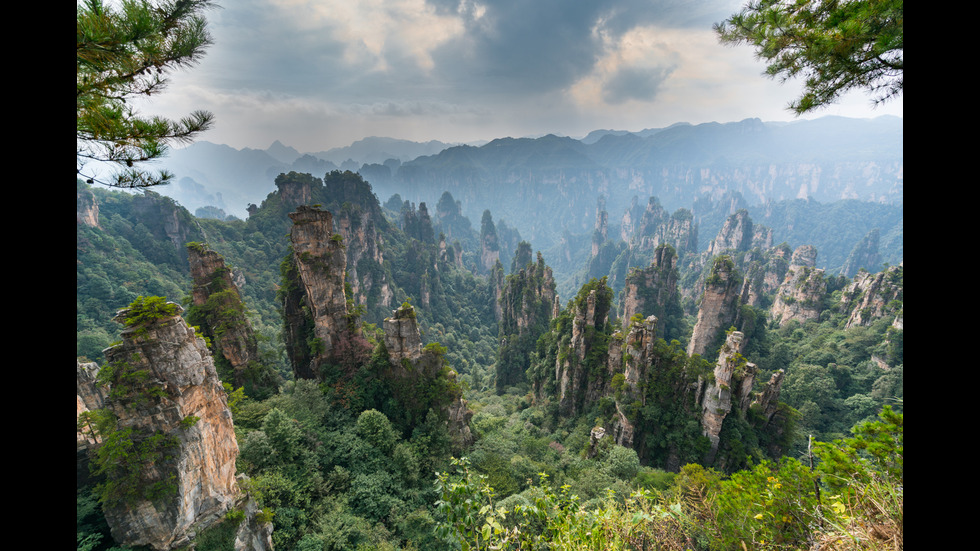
[153,116,902,234]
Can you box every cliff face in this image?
[77,184,100,228]
[334,203,393,312]
[276,171,315,207]
[286,205,351,378]
[498,253,557,335]
[130,192,196,252]
[187,243,259,388]
[770,245,826,326]
[695,330,786,468]
[619,244,680,334]
[697,331,755,464]
[496,252,558,390]
[737,243,792,308]
[841,228,881,278]
[91,301,239,551]
[555,285,614,417]
[688,256,743,358]
[840,263,903,329]
[77,361,108,449]
[621,197,697,263]
[606,315,659,448]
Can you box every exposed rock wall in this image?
[95,302,239,550]
[770,245,826,326]
[496,252,558,390]
[841,228,881,278]
[187,243,259,387]
[619,244,680,332]
[480,211,501,274]
[130,192,195,252]
[498,253,557,335]
[698,331,755,465]
[333,203,393,311]
[840,263,903,329]
[737,243,792,308]
[621,197,697,261]
[606,315,659,448]
[688,255,743,358]
[77,185,100,228]
[276,171,315,206]
[287,205,351,377]
[555,286,614,416]
[77,361,108,449]
[383,304,423,363]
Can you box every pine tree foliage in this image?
[715,0,903,113]
[76,0,217,188]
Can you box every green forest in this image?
[77,167,902,551]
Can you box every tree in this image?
[715,0,903,114]
[77,0,217,188]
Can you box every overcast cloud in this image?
[141,0,903,152]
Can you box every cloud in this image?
[601,65,677,104]
[144,0,900,151]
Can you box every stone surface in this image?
[187,243,259,387]
[840,263,903,329]
[770,246,826,326]
[699,331,754,464]
[288,205,350,373]
[95,303,239,551]
[688,256,742,357]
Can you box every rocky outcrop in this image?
[606,314,659,448]
[187,243,259,388]
[498,253,557,335]
[841,228,881,278]
[770,245,826,326]
[276,171,316,207]
[496,252,558,390]
[697,330,756,465]
[619,244,681,336]
[234,495,275,551]
[592,199,608,258]
[439,234,464,270]
[554,283,615,416]
[286,205,351,377]
[480,210,501,274]
[130,191,195,252]
[752,370,785,425]
[622,197,698,261]
[383,303,423,363]
[706,209,773,255]
[77,184,100,227]
[688,256,743,358]
[489,260,506,322]
[333,201,393,311]
[92,300,239,551]
[383,303,474,450]
[840,263,903,329]
[77,361,108,449]
[737,243,792,308]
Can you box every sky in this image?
[143,0,904,153]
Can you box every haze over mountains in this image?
[154,115,902,282]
